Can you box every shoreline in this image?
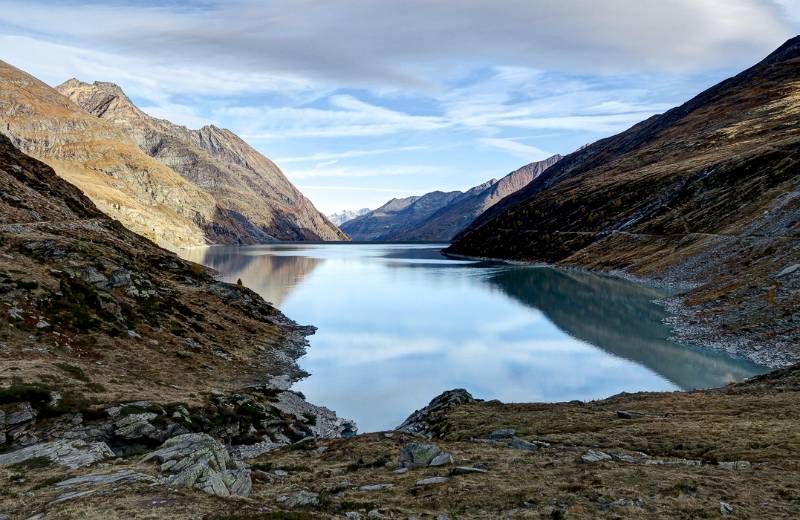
[442,249,789,369]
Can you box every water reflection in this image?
[180,244,767,431]
[485,268,762,389]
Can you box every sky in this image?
[1,1,799,214]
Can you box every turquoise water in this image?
[181,243,767,432]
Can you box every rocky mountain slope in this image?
[448,37,800,367]
[0,132,353,506]
[342,155,561,241]
[0,59,216,250]
[328,208,370,226]
[57,79,347,243]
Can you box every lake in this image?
[180,243,767,432]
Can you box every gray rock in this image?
[718,460,751,470]
[276,490,320,508]
[510,437,539,452]
[114,412,158,439]
[0,439,113,469]
[359,483,394,491]
[581,449,612,463]
[451,466,488,475]
[617,410,644,419]
[56,469,154,487]
[49,489,97,505]
[393,467,409,474]
[775,264,800,278]
[720,501,734,516]
[488,428,516,439]
[429,452,454,466]
[400,443,450,469]
[107,269,132,288]
[345,513,361,520]
[367,511,385,519]
[415,476,449,486]
[7,402,36,425]
[142,433,251,497]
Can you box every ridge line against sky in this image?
[1,0,799,213]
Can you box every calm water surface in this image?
[181,243,767,432]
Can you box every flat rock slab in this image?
[416,476,450,486]
[0,439,113,469]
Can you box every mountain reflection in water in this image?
[180,243,767,431]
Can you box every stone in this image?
[231,440,285,460]
[429,452,454,466]
[142,433,251,498]
[775,264,800,278]
[488,428,516,439]
[7,402,36,425]
[367,511,385,519]
[345,513,361,520]
[720,501,734,516]
[393,467,409,474]
[415,476,449,486]
[359,483,394,491]
[400,443,446,469]
[49,489,97,505]
[0,439,113,469]
[108,269,132,288]
[451,466,488,475]
[56,469,154,487]
[509,437,539,452]
[581,450,612,463]
[276,490,320,508]
[114,412,158,439]
[718,460,751,470]
[617,410,644,419]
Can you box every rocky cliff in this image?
[342,155,561,241]
[0,59,216,250]
[57,79,347,243]
[448,37,800,367]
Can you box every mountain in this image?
[448,37,800,366]
[0,59,216,250]
[328,208,370,226]
[342,155,561,241]
[0,130,353,461]
[57,79,346,243]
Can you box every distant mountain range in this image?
[0,60,345,250]
[342,155,561,241]
[328,208,371,226]
[448,36,800,366]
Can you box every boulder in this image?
[142,433,251,497]
[399,443,453,469]
[509,437,539,452]
[581,450,612,464]
[488,428,515,440]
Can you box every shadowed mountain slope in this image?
[448,37,800,366]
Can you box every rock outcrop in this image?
[397,389,475,437]
[448,37,800,366]
[57,79,347,243]
[342,155,560,241]
[328,208,370,226]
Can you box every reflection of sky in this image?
[185,244,766,433]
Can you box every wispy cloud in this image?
[478,138,553,160]
[276,146,427,163]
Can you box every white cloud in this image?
[286,164,444,179]
[276,146,427,163]
[478,138,552,160]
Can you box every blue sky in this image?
[1,0,799,214]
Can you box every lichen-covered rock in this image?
[399,443,453,469]
[142,433,251,497]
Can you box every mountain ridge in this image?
[56,78,347,243]
[342,154,561,241]
[448,36,800,367]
